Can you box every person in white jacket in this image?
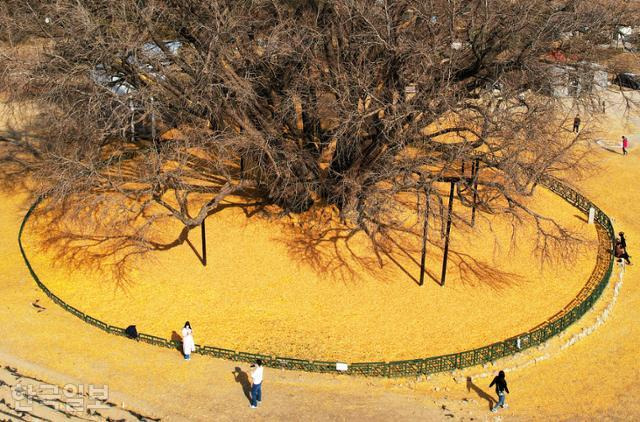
[181,321,196,361]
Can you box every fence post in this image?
[441,182,455,286]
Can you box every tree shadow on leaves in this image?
[276,205,522,290]
[24,193,270,290]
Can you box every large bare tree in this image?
[0,0,635,274]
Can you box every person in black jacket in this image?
[573,115,581,133]
[618,232,627,250]
[617,232,631,265]
[489,370,509,412]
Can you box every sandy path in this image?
[0,353,160,421]
[0,90,638,420]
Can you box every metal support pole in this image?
[471,159,480,227]
[441,182,455,286]
[150,96,156,143]
[419,190,430,286]
[201,219,207,266]
[457,160,466,197]
[129,99,135,143]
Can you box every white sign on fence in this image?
[336,363,349,372]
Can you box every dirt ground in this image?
[0,89,638,421]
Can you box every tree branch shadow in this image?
[275,205,523,290]
[24,193,272,290]
[0,126,43,196]
[185,237,205,265]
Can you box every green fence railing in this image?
[18,174,615,377]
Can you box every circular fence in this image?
[18,174,615,377]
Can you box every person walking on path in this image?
[249,359,264,408]
[616,233,631,265]
[181,321,196,361]
[615,242,631,266]
[619,232,627,250]
[489,370,509,413]
[622,136,629,155]
[573,115,581,133]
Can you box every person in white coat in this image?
[182,321,196,361]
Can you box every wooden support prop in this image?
[240,157,245,180]
[201,219,207,266]
[457,160,466,197]
[471,159,480,227]
[419,190,430,286]
[150,96,156,142]
[129,100,135,143]
[441,182,455,286]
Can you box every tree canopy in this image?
[0,0,636,269]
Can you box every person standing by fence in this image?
[181,321,195,361]
[249,359,264,408]
[489,370,509,413]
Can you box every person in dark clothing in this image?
[573,115,581,133]
[616,240,631,265]
[489,370,509,413]
[125,325,139,340]
[617,232,631,264]
[618,232,627,250]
